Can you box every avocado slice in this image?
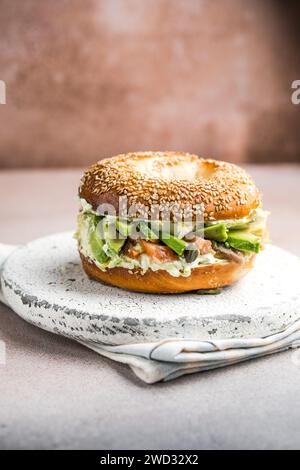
[136,220,187,256]
[89,213,102,228]
[116,218,131,237]
[203,223,228,242]
[90,230,109,264]
[160,234,187,256]
[205,217,252,231]
[90,217,125,261]
[106,237,125,255]
[102,219,126,255]
[227,230,261,253]
[138,221,187,256]
[139,221,158,241]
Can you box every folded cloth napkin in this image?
[78,319,300,383]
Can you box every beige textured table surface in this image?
[0,165,300,450]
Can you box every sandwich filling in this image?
[76,199,269,278]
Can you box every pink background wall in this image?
[0,0,299,168]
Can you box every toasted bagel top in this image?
[79,151,261,221]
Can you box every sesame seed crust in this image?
[79,151,261,221]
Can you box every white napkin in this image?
[78,319,300,383]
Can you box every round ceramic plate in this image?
[1,232,300,345]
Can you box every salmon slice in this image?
[140,240,178,263]
[123,241,141,259]
[192,236,213,255]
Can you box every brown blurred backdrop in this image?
[0,0,299,168]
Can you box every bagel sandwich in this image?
[77,152,269,293]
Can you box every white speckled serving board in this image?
[0,232,300,346]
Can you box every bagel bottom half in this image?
[80,254,256,294]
